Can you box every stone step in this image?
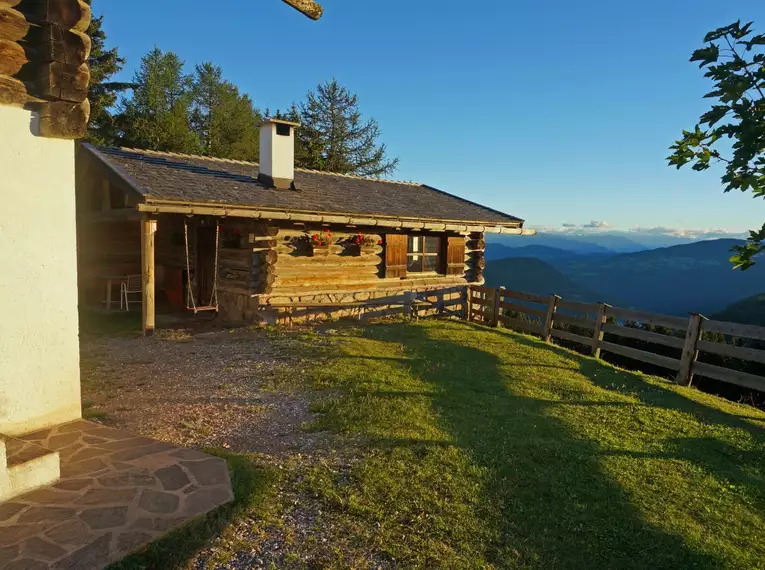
[0,433,60,502]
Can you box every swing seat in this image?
[191,305,219,314]
[184,218,221,315]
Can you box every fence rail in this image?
[466,285,765,390]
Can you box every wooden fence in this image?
[467,285,765,391]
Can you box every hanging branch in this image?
[280,0,323,20]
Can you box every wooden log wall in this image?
[267,226,384,294]
[214,222,479,323]
[77,220,141,303]
[464,232,485,284]
[0,0,92,138]
[154,214,196,270]
[217,218,257,296]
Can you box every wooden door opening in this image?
[196,225,217,305]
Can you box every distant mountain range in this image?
[712,294,765,326]
[484,257,607,303]
[484,238,765,317]
[487,231,700,254]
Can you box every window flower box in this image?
[311,244,332,256]
[347,234,382,256]
[308,229,333,256]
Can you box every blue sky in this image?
[98,0,765,238]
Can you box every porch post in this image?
[141,217,157,336]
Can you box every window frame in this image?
[406,235,443,274]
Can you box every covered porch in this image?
[77,210,230,335]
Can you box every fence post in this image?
[542,295,560,342]
[491,286,504,328]
[404,291,417,321]
[676,313,705,386]
[466,286,473,322]
[591,303,610,358]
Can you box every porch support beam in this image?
[141,216,157,336]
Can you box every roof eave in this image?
[137,199,529,234]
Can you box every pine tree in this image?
[118,48,199,153]
[85,0,131,145]
[191,63,262,161]
[294,79,398,177]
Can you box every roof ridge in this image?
[294,167,420,186]
[114,146,421,186]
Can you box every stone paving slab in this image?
[0,420,233,569]
[4,438,55,469]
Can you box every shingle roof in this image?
[83,145,524,226]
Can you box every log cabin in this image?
[76,119,534,331]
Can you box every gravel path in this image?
[80,327,355,569]
[81,329,328,456]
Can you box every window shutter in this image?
[445,236,466,275]
[385,234,407,278]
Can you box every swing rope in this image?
[184,218,220,314]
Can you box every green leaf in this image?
[704,22,741,42]
[700,105,729,126]
[690,45,720,67]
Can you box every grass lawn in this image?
[299,320,765,568]
[109,319,765,569]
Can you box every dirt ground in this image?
[80,325,350,569]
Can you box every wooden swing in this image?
[183,218,220,314]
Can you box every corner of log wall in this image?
[0,0,92,138]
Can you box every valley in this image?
[485,236,765,321]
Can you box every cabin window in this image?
[406,236,442,273]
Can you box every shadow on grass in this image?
[79,309,143,338]
[368,321,723,569]
[510,333,765,439]
[107,450,275,570]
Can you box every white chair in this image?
[120,274,142,311]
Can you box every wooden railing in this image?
[467,285,765,391]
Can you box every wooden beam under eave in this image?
[281,0,323,20]
[141,217,157,336]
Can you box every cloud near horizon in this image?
[530,223,747,240]
[582,220,611,229]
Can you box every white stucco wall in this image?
[0,105,81,436]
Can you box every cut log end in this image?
[0,6,29,42]
[19,0,91,31]
[0,38,26,75]
[22,60,89,103]
[0,73,29,106]
[30,98,90,139]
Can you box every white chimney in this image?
[257,118,300,189]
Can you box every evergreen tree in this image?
[191,63,262,161]
[293,79,398,177]
[84,0,131,144]
[118,48,199,153]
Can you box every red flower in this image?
[312,234,319,240]
[377,239,383,245]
